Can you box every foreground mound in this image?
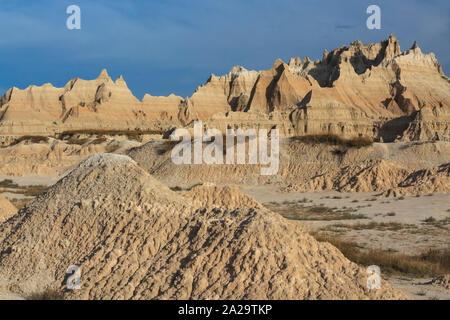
[0,154,406,299]
[0,196,17,223]
[183,184,263,209]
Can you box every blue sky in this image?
[0,0,448,99]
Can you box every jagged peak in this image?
[115,75,127,87]
[273,58,285,69]
[350,40,363,48]
[289,57,302,66]
[410,41,419,50]
[230,65,247,74]
[97,69,111,80]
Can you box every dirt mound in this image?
[184,184,263,209]
[0,196,17,223]
[429,275,450,290]
[384,163,450,196]
[0,154,406,299]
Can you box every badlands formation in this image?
[0,35,448,300]
[0,35,449,142]
[0,154,406,299]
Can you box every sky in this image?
[0,0,448,99]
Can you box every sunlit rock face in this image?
[1,35,449,141]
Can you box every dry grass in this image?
[9,135,49,146]
[0,179,19,188]
[265,201,367,221]
[10,185,48,197]
[1,180,48,197]
[291,134,373,148]
[60,129,164,142]
[313,233,450,277]
[332,221,416,232]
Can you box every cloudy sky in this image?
[0,0,448,98]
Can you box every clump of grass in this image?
[28,288,64,300]
[351,200,359,203]
[385,212,396,217]
[423,217,437,223]
[169,186,183,192]
[10,136,49,146]
[0,179,19,188]
[313,233,449,277]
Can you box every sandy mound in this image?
[183,184,263,209]
[0,154,407,299]
[0,196,17,223]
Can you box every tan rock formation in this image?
[1,35,449,141]
[128,139,450,195]
[0,153,407,299]
[0,196,17,223]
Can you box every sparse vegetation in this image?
[291,134,373,148]
[59,129,165,143]
[313,233,450,277]
[0,179,19,188]
[0,180,48,197]
[9,135,49,146]
[385,212,396,217]
[265,202,367,221]
[326,221,415,232]
[423,217,437,223]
